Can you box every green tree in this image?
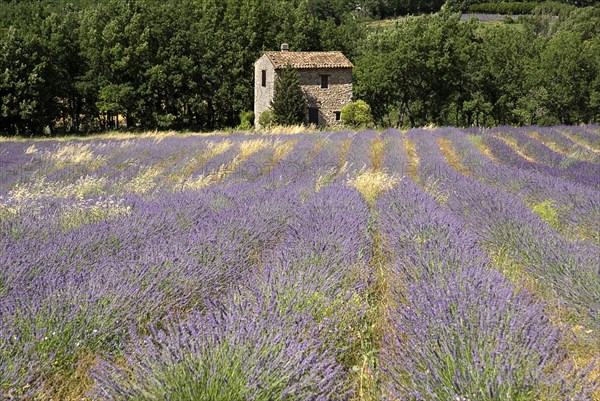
[535,30,594,124]
[355,14,479,127]
[473,25,538,126]
[0,25,60,135]
[270,66,307,126]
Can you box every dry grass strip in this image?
[403,138,420,184]
[179,139,270,190]
[561,131,600,153]
[495,135,539,163]
[437,137,471,176]
[262,139,296,176]
[371,136,385,172]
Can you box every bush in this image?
[341,100,374,128]
[238,110,254,131]
[258,110,275,128]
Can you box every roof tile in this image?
[264,51,353,69]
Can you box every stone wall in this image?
[254,55,276,128]
[298,68,353,127]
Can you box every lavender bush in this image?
[92,289,351,401]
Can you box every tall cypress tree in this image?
[270,66,307,126]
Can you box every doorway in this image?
[308,107,319,125]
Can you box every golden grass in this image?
[351,229,397,401]
[370,136,385,172]
[403,138,420,184]
[255,124,319,135]
[0,124,341,146]
[7,176,107,202]
[437,137,470,176]
[306,137,329,165]
[315,162,347,192]
[0,130,213,144]
[125,166,163,194]
[176,140,233,180]
[178,139,270,190]
[263,140,296,176]
[60,199,131,231]
[350,134,400,401]
[348,171,400,206]
[238,139,270,159]
[422,177,450,205]
[44,142,106,169]
[36,352,97,401]
[569,330,600,401]
[315,137,353,191]
[340,138,352,168]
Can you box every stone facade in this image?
[254,50,353,128]
[254,55,277,127]
[298,68,352,127]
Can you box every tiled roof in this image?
[264,51,353,69]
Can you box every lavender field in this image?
[1,126,599,400]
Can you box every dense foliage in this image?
[0,126,597,399]
[0,0,598,135]
[356,7,600,127]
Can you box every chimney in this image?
[281,43,289,52]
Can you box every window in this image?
[261,70,266,87]
[320,75,329,89]
[335,111,341,121]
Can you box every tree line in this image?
[0,0,366,135]
[356,6,600,127]
[0,0,598,135]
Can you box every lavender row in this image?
[446,129,599,241]
[482,128,599,189]
[345,130,377,173]
[495,126,565,167]
[532,127,598,163]
[381,128,410,175]
[308,131,353,188]
[560,125,600,151]
[0,141,37,194]
[1,137,368,398]
[377,181,594,400]
[407,128,600,328]
[90,184,372,400]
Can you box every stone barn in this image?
[254,44,353,127]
